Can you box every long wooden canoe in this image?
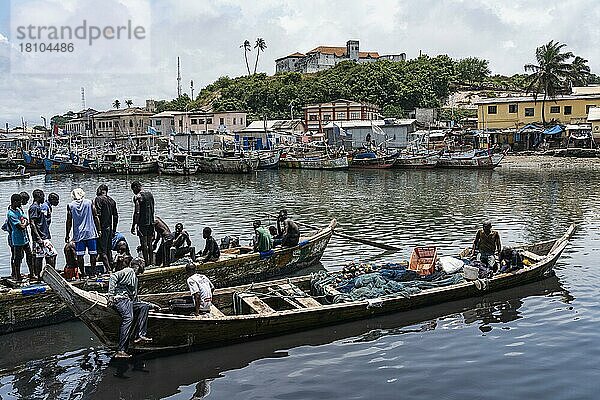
[1,219,336,334]
[42,225,574,354]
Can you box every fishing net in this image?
[311,262,464,303]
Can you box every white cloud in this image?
[0,0,599,126]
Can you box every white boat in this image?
[438,150,504,169]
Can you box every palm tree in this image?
[569,56,591,87]
[253,38,267,74]
[113,99,121,109]
[524,40,573,126]
[125,99,133,108]
[240,40,252,75]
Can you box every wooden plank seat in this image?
[209,304,225,318]
[277,284,322,308]
[239,294,275,314]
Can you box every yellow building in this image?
[587,107,600,142]
[476,92,600,130]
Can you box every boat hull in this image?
[124,161,159,174]
[2,220,336,334]
[393,154,439,169]
[193,156,259,174]
[43,158,92,174]
[437,153,504,169]
[280,156,349,170]
[22,152,45,169]
[42,225,573,353]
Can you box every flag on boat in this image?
[147,126,158,135]
[333,123,347,137]
[371,123,386,136]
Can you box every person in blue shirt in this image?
[65,188,102,277]
[7,193,32,281]
[29,189,58,281]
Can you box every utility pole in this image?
[177,57,182,98]
[190,80,194,100]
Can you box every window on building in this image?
[323,115,331,121]
[240,118,244,125]
[179,120,183,127]
[586,105,596,114]
[564,106,572,115]
[191,119,197,125]
[350,112,360,119]
[109,122,112,128]
[550,106,560,113]
[156,120,161,126]
[508,104,518,113]
[219,118,224,125]
[337,112,346,120]
[525,108,535,117]
[309,114,318,121]
[129,120,133,128]
[233,117,237,125]
[488,105,497,114]
[207,118,213,124]
[198,119,204,125]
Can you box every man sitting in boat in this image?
[269,226,281,247]
[107,257,152,358]
[253,220,273,253]
[472,221,502,271]
[171,223,193,261]
[200,227,220,263]
[185,262,214,316]
[498,247,524,273]
[277,210,300,248]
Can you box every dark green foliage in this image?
[456,57,491,85]
[156,56,456,118]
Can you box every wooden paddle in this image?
[261,213,401,252]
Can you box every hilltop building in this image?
[276,40,405,74]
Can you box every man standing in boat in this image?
[65,188,102,277]
[107,257,152,358]
[29,189,58,280]
[6,193,32,281]
[94,184,119,273]
[130,181,155,268]
[277,210,300,248]
[472,221,502,271]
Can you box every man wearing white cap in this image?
[65,188,102,277]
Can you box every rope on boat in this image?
[74,292,101,317]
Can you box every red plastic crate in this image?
[409,246,438,276]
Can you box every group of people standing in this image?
[3,190,59,282]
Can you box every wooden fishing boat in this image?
[42,225,573,353]
[158,153,198,175]
[280,155,349,170]
[22,151,45,169]
[1,219,336,334]
[43,154,92,174]
[349,151,397,169]
[437,150,504,169]
[257,150,281,170]
[192,154,259,174]
[393,153,440,169]
[0,173,30,181]
[90,152,125,173]
[123,153,159,174]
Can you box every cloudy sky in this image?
[0,0,599,127]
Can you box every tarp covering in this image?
[543,125,564,135]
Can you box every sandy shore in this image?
[502,154,600,170]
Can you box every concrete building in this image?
[92,107,154,138]
[476,87,600,130]
[587,107,600,143]
[172,109,247,135]
[276,40,406,73]
[323,119,417,149]
[304,99,380,133]
[64,108,98,136]
[149,111,178,135]
[237,119,306,149]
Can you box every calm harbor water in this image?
[0,165,598,399]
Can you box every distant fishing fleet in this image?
[0,135,505,176]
